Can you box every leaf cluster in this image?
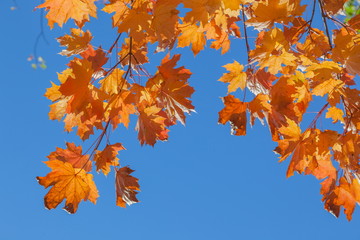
[36,0,360,220]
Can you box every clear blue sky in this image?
[0,1,359,239]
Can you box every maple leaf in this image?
[94,143,125,175]
[57,28,92,56]
[136,106,169,146]
[344,45,360,76]
[325,106,345,124]
[297,28,331,59]
[48,97,70,121]
[152,0,181,50]
[182,0,221,25]
[99,68,127,95]
[147,54,195,125]
[81,46,108,79]
[107,90,136,129]
[37,160,98,213]
[222,0,245,11]
[260,51,297,74]
[45,82,62,102]
[322,0,347,15]
[312,79,344,97]
[323,177,360,221]
[246,0,306,30]
[47,142,92,172]
[37,0,97,28]
[115,167,140,208]
[218,61,247,93]
[248,94,271,126]
[218,95,247,136]
[103,0,152,40]
[177,23,206,55]
[59,58,94,113]
[268,76,299,130]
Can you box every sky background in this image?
[1,0,359,239]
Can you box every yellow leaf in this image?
[177,23,206,55]
[326,106,345,124]
[37,0,97,28]
[312,78,344,97]
[218,61,247,93]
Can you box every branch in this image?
[318,0,333,50]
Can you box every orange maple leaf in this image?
[57,28,92,56]
[147,54,195,125]
[323,177,360,221]
[152,0,181,49]
[38,0,97,28]
[37,160,98,213]
[322,0,347,15]
[182,0,221,25]
[81,46,108,79]
[94,143,125,175]
[177,23,206,55]
[59,59,94,113]
[218,95,247,136]
[246,0,306,30]
[103,1,152,40]
[107,90,136,129]
[48,142,92,172]
[136,105,169,146]
[115,167,140,208]
[248,94,271,126]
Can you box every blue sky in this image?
[0,1,359,239]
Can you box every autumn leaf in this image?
[94,143,125,175]
[177,23,206,55]
[103,1,152,40]
[246,0,306,30]
[38,0,97,28]
[218,95,247,136]
[182,0,221,25]
[115,167,140,208]
[81,46,108,79]
[47,142,92,172]
[147,54,195,125]
[37,160,98,213]
[312,79,344,97]
[248,94,271,126]
[218,61,247,93]
[57,28,92,56]
[322,0,347,15]
[107,90,136,129]
[323,177,360,221]
[99,68,126,95]
[58,58,94,113]
[136,106,169,146]
[326,106,345,124]
[152,0,181,49]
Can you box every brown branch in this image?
[307,102,329,129]
[318,0,333,50]
[241,5,250,63]
[108,33,122,54]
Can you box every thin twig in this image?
[241,5,250,63]
[318,0,333,50]
[33,0,49,65]
[108,33,122,54]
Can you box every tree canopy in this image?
[34,0,360,221]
